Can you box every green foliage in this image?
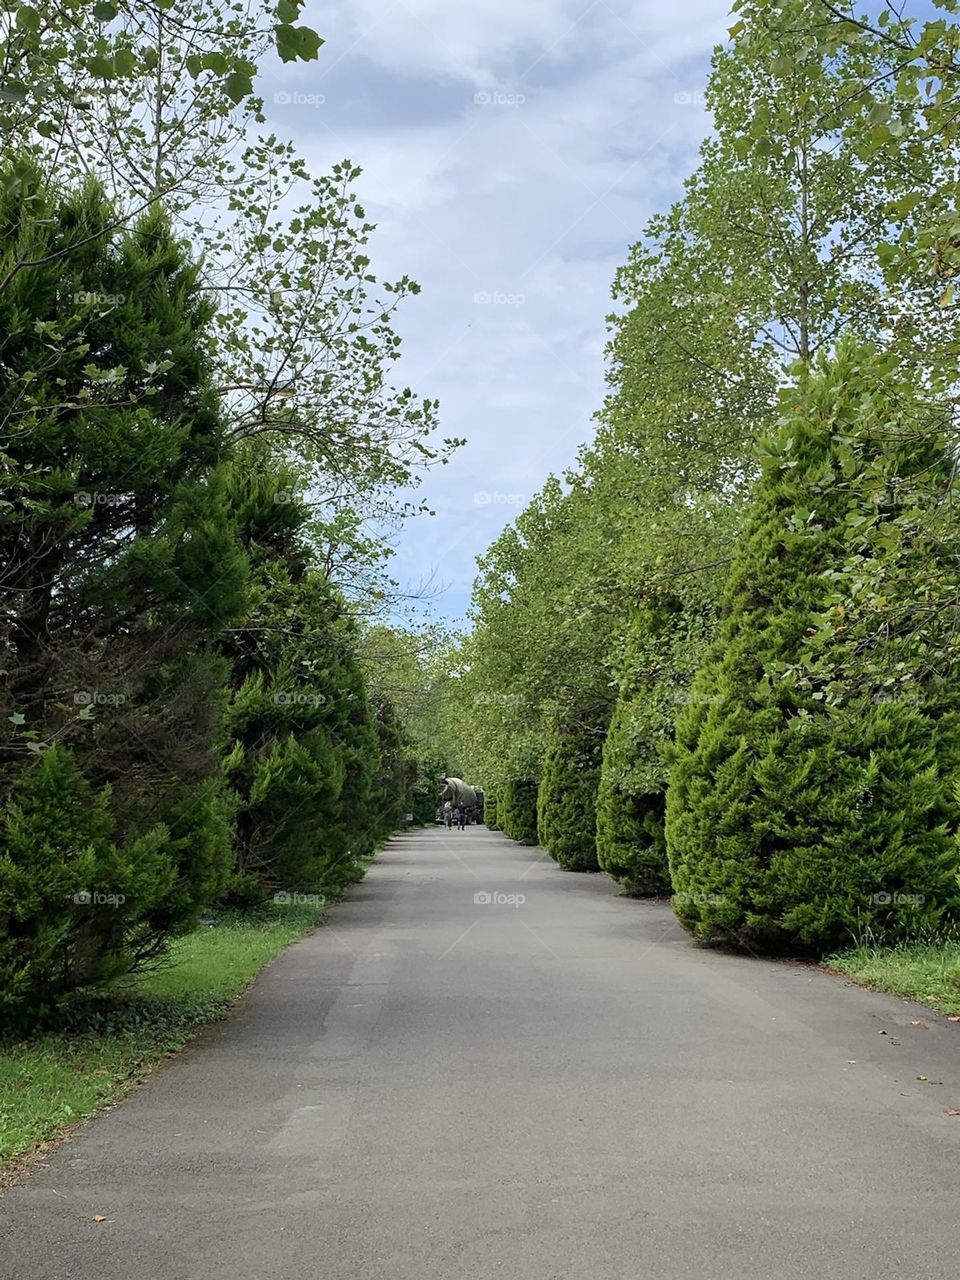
[0,171,247,1016]
[460,475,624,819]
[666,344,960,953]
[484,791,499,830]
[221,447,385,898]
[596,603,676,896]
[537,727,602,872]
[0,0,323,144]
[498,779,539,846]
[6,1,457,607]
[734,0,960,391]
[0,748,182,1021]
[0,4,449,1026]
[356,624,463,826]
[595,541,728,898]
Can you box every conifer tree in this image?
[498,779,539,845]
[666,344,960,952]
[537,720,604,872]
[0,170,248,1012]
[222,447,384,898]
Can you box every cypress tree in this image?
[537,724,602,871]
[0,170,247,1013]
[596,586,716,896]
[666,344,960,952]
[499,778,539,844]
[484,791,500,830]
[596,602,675,895]
[222,447,384,898]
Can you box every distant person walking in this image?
[457,801,467,831]
[444,801,454,830]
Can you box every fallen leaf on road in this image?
[910,1021,928,1029]
[917,1076,928,1082]
[949,1016,960,1023]
[879,1029,887,1035]
[92,1215,106,1223]
[889,1037,902,1046]
[946,1108,960,1117]
[847,1060,857,1065]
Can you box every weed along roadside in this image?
[824,938,960,1016]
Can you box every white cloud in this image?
[316,0,603,86]
[269,0,729,618]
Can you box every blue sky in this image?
[257,1,739,622]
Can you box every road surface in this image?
[2,825,960,1278]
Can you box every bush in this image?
[596,601,681,895]
[537,728,601,871]
[484,791,500,829]
[498,778,539,844]
[0,750,194,1022]
[666,344,960,953]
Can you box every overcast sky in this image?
[259,0,730,622]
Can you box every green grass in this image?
[825,935,960,1015]
[0,899,330,1172]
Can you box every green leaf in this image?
[15,5,42,33]
[225,71,254,103]
[275,23,324,63]
[202,52,229,75]
[0,81,29,104]
[113,47,135,77]
[87,54,115,78]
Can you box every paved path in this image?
[3,826,960,1279]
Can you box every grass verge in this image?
[825,936,960,1016]
[0,898,333,1174]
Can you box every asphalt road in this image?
[3,825,960,1279]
